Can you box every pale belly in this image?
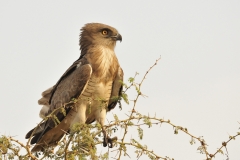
[71,76,113,126]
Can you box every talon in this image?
[103,136,108,147]
[108,137,113,148]
[103,136,117,148]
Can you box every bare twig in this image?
[9,137,38,160]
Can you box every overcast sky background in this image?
[0,1,240,160]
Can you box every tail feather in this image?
[25,122,47,139]
[30,126,51,145]
[29,107,77,152]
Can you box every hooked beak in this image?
[112,34,122,42]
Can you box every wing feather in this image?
[27,58,92,152]
[108,67,124,110]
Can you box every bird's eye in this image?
[102,30,108,35]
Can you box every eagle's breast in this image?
[86,45,119,81]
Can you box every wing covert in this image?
[108,67,124,111]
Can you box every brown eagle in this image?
[25,23,123,152]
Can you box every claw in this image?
[103,136,117,148]
[103,136,108,147]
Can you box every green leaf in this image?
[137,127,143,140]
[174,128,178,134]
[134,85,141,94]
[53,115,61,126]
[128,77,135,83]
[127,121,134,126]
[61,107,66,116]
[121,93,129,104]
[190,137,195,145]
[99,152,109,160]
[119,80,127,88]
[143,116,152,128]
[218,149,224,155]
[113,114,119,123]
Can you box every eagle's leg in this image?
[99,116,115,148]
[101,125,114,148]
[98,109,117,148]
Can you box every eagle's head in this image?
[79,23,122,51]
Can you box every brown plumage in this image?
[25,23,123,152]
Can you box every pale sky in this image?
[0,1,240,159]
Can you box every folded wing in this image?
[26,57,92,152]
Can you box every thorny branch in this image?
[117,57,161,160]
[1,57,239,160]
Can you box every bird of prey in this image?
[25,23,123,152]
